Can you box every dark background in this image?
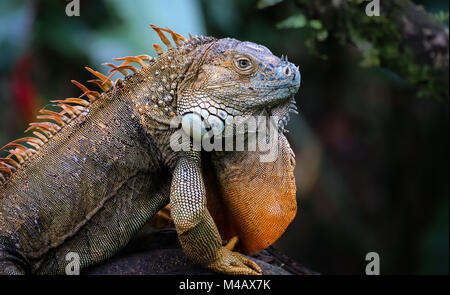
[0,0,448,274]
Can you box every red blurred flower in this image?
[12,54,39,123]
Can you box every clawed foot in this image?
[206,237,262,275]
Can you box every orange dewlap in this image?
[204,134,297,254]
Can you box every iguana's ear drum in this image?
[204,134,297,254]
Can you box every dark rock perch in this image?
[83,228,318,275]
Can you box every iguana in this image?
[0,25,300,275]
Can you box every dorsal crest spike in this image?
[71,80,97,102]
[113,56,146,68]
[8,150,25,164]
[152,43,164,55]
[0,157,20,169]
[6,137,44,149]
[116,64,138,74]
[88,79,109,92]
[0,162,15,175]
[103,63,128,76]
[150,24,173,49]
[85,67,113,88]
[25,122,60,134]
[160,27,187,47]
[51,98,90,107]
[0,143,28,153]
[79,90,100,100]
[32,131,48,143]
[36,115,63,126]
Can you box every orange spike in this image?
[8,149,25,163]
[8,145,35,158]
[25,122,60,134]
[0,143,27,153]
[150,24,173,48]
[71,80,89,92]
[152,43,164,55]
[51,98,90,107]
[137,54,153,62]
[32,131,48,143]
[57,103,76,117]
[8,137,44,147]
[102,62,119,69]
[29,126,52,138]
[85,67,113,87]
[36,115,64,126]
[116,64,138,73]
[88,79,109,92]
[114,78,123,88]
[0,157,20,169]
[188,33,194,40]
[161,27,187,47]
[39,109,66,119]
[38,109,67,125]
[72,105,86,114]
[26,142,40,150]
[79,90,100,100]
[71,80,97,102]
[0,162,15,175]
[103,63,128,75]
[108,64,138,76]
[0,167,11,177]
[0,160,16,170]
[113,56,146,68]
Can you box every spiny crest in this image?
[0,25,213,185]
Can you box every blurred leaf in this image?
[316,30,328,42]
[430,10,449,23]
[309,19,323,30]
[257,0,284,9]
[276,14,307,29]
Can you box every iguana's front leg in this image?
[170,151,262,275]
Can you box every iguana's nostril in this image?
[285,66,290,76]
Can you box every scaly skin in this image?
[0,25,300,275]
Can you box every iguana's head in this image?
[178,37,300,137]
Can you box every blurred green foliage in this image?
[262,0,449,101]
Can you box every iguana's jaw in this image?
[265,64,301,133]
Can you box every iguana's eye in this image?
[235,58,252,71]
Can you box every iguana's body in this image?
[0,26,300,275]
